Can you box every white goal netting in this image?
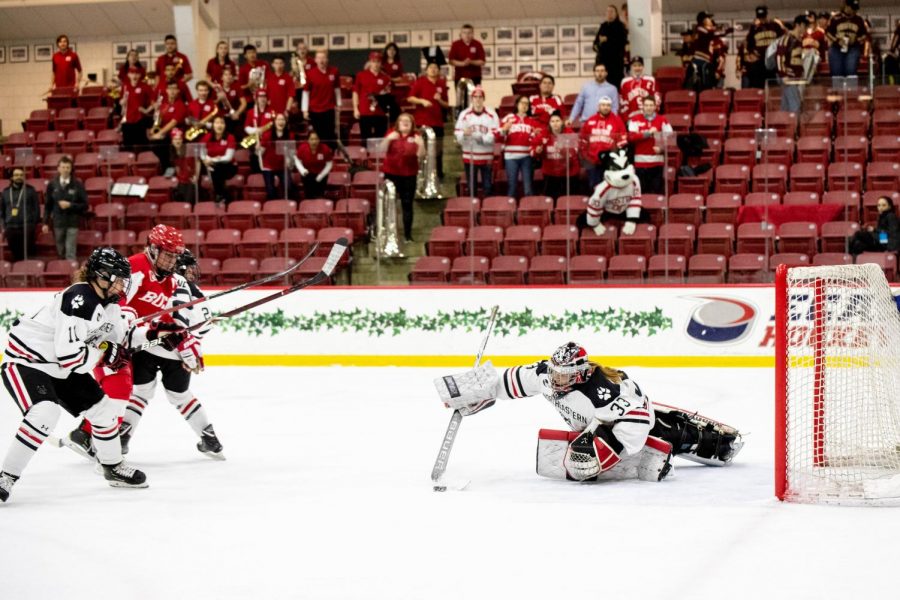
[780,263,900,505]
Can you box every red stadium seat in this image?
[481,196,517,227]
[667,194,703,227]
[517,196,554,227]
[94,129,122,147]
[733,88,764,112]
[727,253,767,283]
[834,110,870,137]
[443,196,480,227]
[796,136,831,164]
[322,171,352,201]
[25,109,54,134]
[124,202,158,232]
[202,228,241,260]
[763,137,795,168]
[664,90,696,115]
[856,252,897,282]
[92,202,126,233]
[618,223,656,258]
[657,223,695,258]
[410,256,450,285]
[74,152,100,179]
[641,194,667,227]
[12,154,42,178]
[752,164,788,195]
[331,198,370,237]
[190,202,225,232]
[578,226,617,258]
[84,107,112,132]
[258,257,299,284]
[238,228,279,260]
[107,153,136,180]
[736,222,776,255]
[665,112,692,135]
[799,110,833,138]
[427,226,467,259]
[820,221,859,253]
[349,170,381,202]
[677,170,713,196]
[3,132,35,154]
[699,89,731,114]
[529,255,567,285]
[541,224,579,256]
[465,226,504,259]
[871,135,900,162]
[34,131,63,157]
[179,229,205,255]
[769,253,810,270]
[76,230,103,257]
[34,230,57,260]
[315,227,353,266]
[863,191,900,223]
[655,66,685,99]
[697,223,734,257]
[146,176,175,204]
[783,192,819,206]
[723,138,756,167]
[292,256,334,286]
[257,200,298,231]
[103,230,137,256]
[134,152,161,179]
[693,112,727,140]
[812,253,853,266]
[778,222,818,256]
[705,193,741,224]
[489,255,528,285]
[86,178,114,208]
[243,173,267,201]
[42,259,79,288]
[766,111,798,139]
[278,228,317,259]
[54,108,84,134]
[647,254,686,283]
[827,163,864,193]
[790,163,826,195]
[866,162,900,191]
[874,85,900,110]
[688,254,727,283]
[6,260,46,288]
[450,256,490,284]
[502,225,542,259]
[568,255,607,284]
[728,111,763,138]
[294,199,333,230]
[221,200,261,231]
[39,153,66,179]
[871,109,900,136]
[554,195,588,225]
[219,258,259,285]
[607,255,646,283]
[715,164,751,195]
[833,136,868,165]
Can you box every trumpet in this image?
[185,106,219,141]
[416,126,442,200]
[240,121,273,149]
[291,53,307,87]
[212,82,236,118]
[376,179,402,258]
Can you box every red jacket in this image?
[579,112,627,165]
[383,130,421,177]
[529,94,564,126]
[627,114,673,169]
[537,128,580,178]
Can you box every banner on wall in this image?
[0,287,783,367]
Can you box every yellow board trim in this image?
[204,355,776,368]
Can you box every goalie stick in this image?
[131,242,321,326]
[431,304,499,492]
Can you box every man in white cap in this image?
[577,95,627,189]
[454,86,500,197]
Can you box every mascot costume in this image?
[580,148,643,236]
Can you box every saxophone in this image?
[148,93,163,137]
[185,106,219,141]
[240,120,274,149]
[416,126,442,200]
[376,179,402,258]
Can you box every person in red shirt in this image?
[120,67,153,151]
[149,81,189,170]
[382,42,405,83]
[169,129,200,203]
[538,112,581,199]
[49,34,83,94]
[302,50,341,142]
[381,113,425,242]
[500,95,543,197]
[155,63,193,103]
[187,80,217,138]
[353,52,392,144]
[529,75,565,127]
[238,44,270,100]
[218,67,248,140]
[259,113,297,199]
[206,41,237,85]
[626,97,673,195]
[201,115,237,204]
[407,61,450,179]
[579,96,627,189]
[266,56,296,116]
[449,24,486,84]
[155,34,193,83]
[294,131,334,199]
[115,49,146,87]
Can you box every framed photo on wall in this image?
[483,45,494,61]
[411,30,429,46]
[559,43,579,59]
[538,26,557,42]
[330,34,348,50]
[477,28,494,45]
[494,27,514,43]
[495,44,515,62]
[580,25,598,41]
[868,15,890,32]
[580,44,595,58]
[516,45,536,61]
[539,62,558,76]
[0,47,6,64]
[152,40,167,57]
[112,42,130,59]
[229,38,248,54]
[34,44,53,62]
[580,61,595,77]
[559,26,578,41]
[432,30,451,45]
[309,34,328,50]
[666,21,689,37]
[538,45,557,59]
[496,63,514,79]
[391,31,410,47]
[249,36,267,52]
[370,32,388,47]
[268,36,288,52]
[290,35,307,49]
[481,64,494,80]
[350,32,368,49]
[9,45,28,63]
[516,63,536,75]
[132,41,150,56]
[516,26,536,43]
[560,61,579,76]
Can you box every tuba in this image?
[376,179,402,258]
[454,77,475,121]
[416,126,442,200]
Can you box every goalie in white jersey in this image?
[436,342,743,483]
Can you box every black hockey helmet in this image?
[175,249,200,283]
[548,342,591,394]
[86,246,131,304]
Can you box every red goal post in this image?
[775,263,900,505]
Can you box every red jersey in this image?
[409,75,448,128]
[627,113,674,168]
[449,39,485,81]
[529,94,564,126]
[618,76,661,121]
[239,60,270,89]
[296,143,334,174]
[579,112,627,165]
[121,81,151,124]
[202,133,237,159]
[188,97,217,122]
[500,114,542,160]
[537,128,580,178]
[383,59,403,80]
[305,65,340,112]
[155,52,192,81]
[52,50,82,88]
[206,57,237,84]
[266,71,296,114]
[803,28,828,61]
[173,155,196,184]
[221,83,244,113]
[260,129,295,171]
[159,99,189,128]
[382,131,421,177]
[156,78,193,103]
[354,69,391,117]
[244,107,274,131]
[124,253,179,319]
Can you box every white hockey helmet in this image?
[548,342,591,393]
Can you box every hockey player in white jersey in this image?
[435,342,743,483]
[0,248,149,502]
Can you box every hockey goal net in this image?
[775,263,900,505]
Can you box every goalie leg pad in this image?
[537,430,670,482]
[637,436,673,482]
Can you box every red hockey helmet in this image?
[548,342,591,393]
[147,224,185,254]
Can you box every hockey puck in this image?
[433,485,447,492]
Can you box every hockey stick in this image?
[134,237,349,353]
[431,304,499,492]
[131,242,321,326]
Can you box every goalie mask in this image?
[600,148,637,189]
[548,342,591,394]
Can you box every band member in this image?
[244,90,275,141]
[170,129,200,203]
[407,61,450,180]
[302,50,341,141]
[155,34,193,83]
[381,113,425,243]
[149,81,189,170]
[449,24,486,84]
[120,67,153,151]
[201,115,237,204]
[49,34,83,94]
[353,52,392,143]
[382,42,405,83]
[259,113,297,199]
[529,74,565,127]
[155,62,193,103]
[618,57,660,122]
[187,80,217,138]
[206,40,237,84]
[294,40,315,69]
[294,131,334,200]
[266,56,296,116]
[219,67,248,140]
[115,49,146,86]
[239,44,270,98]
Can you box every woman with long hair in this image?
[259,113,297,199]
[538,112,580,199]
[200,115,237,204]
[206,41,237,84]
[382,42,404,83]
[381,112,425,242]
[294,131,334,200]
[499,95,542,198]
[169,128,200,203]
[116,49,146,85]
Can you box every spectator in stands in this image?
[382,43,405,84]
[627,97,673,195]
[266,57,296,117]
[619,56,660,122]
[449,24,486,85]
[302,50,341,142]
[220,67,248,140]
[115,49,146,86]
[260,113,297,200]
[408,61,449,180]
[201,115,237,205]
[239,44,270,99]
[454,87,499,198]
[353,52,392,144]
[500,95,542,198]
[850,196,899,255]
[120,67,152,151]
[156,34,193,83]
[776,16,808,114]
[826,0,869,82]
[44,156,87,261]
[692,12,726,92]
[49,34,83,95]
[885,19,900,83]
[295,40,314,69]
[206,41,237,85]
[244,90,275,173]
[149,81,190,170]
[529,75,564,127]
[579,96,627,190]
[1,168,41,262]
[155,62,193,103]
[593,5,628,87]
[381,113,425,243]
[678,29,696,87]
[745,6,786,89]
[294,131,334,200]
[187,80,217,139]
[538,113,580,199]
[170,129,199,204]
[568,64,619,126]
[802,11,828,64]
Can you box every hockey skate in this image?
[0,471,18,502]
[118,423,132,455]
[197,425,225,460]
[65,427,96,460]
[102,461,148,488]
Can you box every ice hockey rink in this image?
[1,365,896,600]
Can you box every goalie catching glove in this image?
[434,362,499,416]
[563,417,622,481]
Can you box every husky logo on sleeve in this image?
[71,295,84,310]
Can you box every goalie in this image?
[435,342,743,483]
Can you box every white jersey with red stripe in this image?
[587,179,642,226]
[454,106,500,165]
[618,76,660,121]
[4,283,127,379]
[627,113,673,168]
[497,361,654,456]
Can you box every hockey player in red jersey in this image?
[434,342,743,484]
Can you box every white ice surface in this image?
[1,367,897,600]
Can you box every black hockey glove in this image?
[147,321,187,351]
[101,342,130,371]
